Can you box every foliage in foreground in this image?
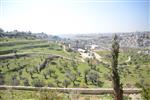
[111,35,123,100]
[0,89,115,100]
[0,89,66,100]
[135,83,150,100]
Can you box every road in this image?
[92,51,109,64]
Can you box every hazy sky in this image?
[0,0,149,35]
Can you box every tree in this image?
[32,79,44,87]
[55,79,61,87]
[135,83,150,100]
[63,79,70,88]
[0,70,5,85]
[75,40,79,49]
[84,69,89,85]
[87,70,100,86]
[111,34,123,100]
[69,74,76,86]
[47,68,55,77]
[72,61,78,71]
[0,28,4,33]
[65,71,76,86]
[11,75,20,86]
[43,72,48,79]
[141,87,150,100]
[23,79,30,86]
[0,29,4,37]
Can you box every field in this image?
[0,38,150,99]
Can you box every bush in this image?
[48,83,55,87]
[135,83,150,100]
[23,79,30,86]
[63,79,71,88]
[32,79,45,87]
[37,90,64,100]
[0,70,5,85]
[11,75,20,86]
[141,87,150,100]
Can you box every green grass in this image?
[0,89,117,100]
[96,49,150,87]
[1,48,149,88]
[0,89,68,100]
[0,89,134,100]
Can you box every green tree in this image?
[0,70,5,85]
[111,34,123,100]
[135,83,150,100]
[63,79,70,88]
[84,69,89,85]
[0,28,4,33]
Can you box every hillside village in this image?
[62,32,150,57]
[63,32,149,48]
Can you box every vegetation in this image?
[141,87,150,100]
[135,83,150,100]
[111,35,123,100]
[0,89,116,100]
[0,28,149,99]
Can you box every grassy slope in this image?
[0,39,150,88]
[96,49,150,87]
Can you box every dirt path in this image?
[0,85,142,95]
[0,52,81,62]
[125,56,131,62]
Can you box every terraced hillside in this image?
[0,39,80,86]
[0,37,150,100]
[0,38,149,88]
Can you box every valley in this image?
[0,30,150,100]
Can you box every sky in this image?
[0,0,149,35]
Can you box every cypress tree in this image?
[111,34,123,100]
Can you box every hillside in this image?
[0,29,150,100]
[65,32,150,50]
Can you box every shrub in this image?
[37,90,64,100]
[0,70,5,85]
[32,79,45,87]
[23,79,30,86]
[63,79,71,88]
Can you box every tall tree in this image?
[111,34,123,100]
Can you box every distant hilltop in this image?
[62,32,150,50]
[0,28,61,41]
[0,28,149,49]
[118,32,150,48]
